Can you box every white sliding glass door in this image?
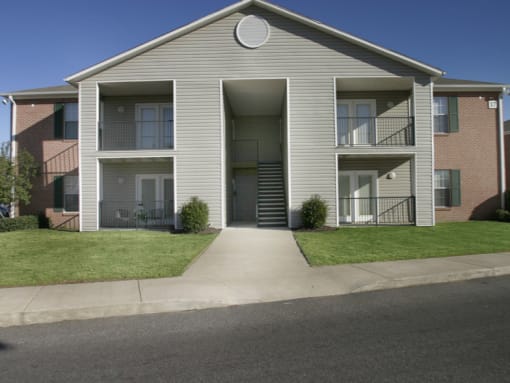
[338,171,378,223]
[136,174,174,224]
[337,100,376,145]
[136,104,173,149]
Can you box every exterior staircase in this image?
[257,162,287,227]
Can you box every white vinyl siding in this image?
[78,5,434,230]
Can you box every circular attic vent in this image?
[236,15,270,49]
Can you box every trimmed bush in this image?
[496,209,510,222]
[0,215,39,232]
[301,195,328,229]
[180,197,209,233]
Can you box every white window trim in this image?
[63,175,79,213]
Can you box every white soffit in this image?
[336,77,414,91]
[223,79,286,116]
[99,81,172,96]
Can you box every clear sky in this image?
[1,0,509,143]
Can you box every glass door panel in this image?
[356,174,375,222]
[163,178,174,223]
[337,103,350,145]
[141,178,157,211]
[138,107,158,149]
[338,175,352,223]
[354,103,373,145]
[162,107,173,148]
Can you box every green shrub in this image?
[180,197,209,233]
[301,195,328,229]
[496,209,510,222]
[0,215,39,232]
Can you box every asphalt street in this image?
[1,276,510,382]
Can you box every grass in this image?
[0,229,218,287]
[294,221,510,266]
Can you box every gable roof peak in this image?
[65,0,443,83]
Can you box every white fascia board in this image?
[65,0,443,84]
[4,91,78,100]
[434,84,510,92]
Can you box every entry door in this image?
[136,175,174,223]
[338,171,377,223]
[233,172,257,222]
[136,104,173,149]
[337,100,376,145]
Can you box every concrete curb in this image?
[2,264,510,328]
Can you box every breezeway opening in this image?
[222,79,289,228]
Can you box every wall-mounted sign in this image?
[488,100,498,109]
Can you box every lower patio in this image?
[99,157,174,229]
[338,155,415,225]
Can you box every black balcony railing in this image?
[100,200,174,228]
[339,196,415,225]
[337,116,414,146]
[98,120,174,150]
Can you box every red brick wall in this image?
[15,98,79,230]
[434,92,501,222]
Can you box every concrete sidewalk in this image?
[2,227,510,327]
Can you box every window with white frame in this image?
[434,169,461,207]
[64,175,79,212]
[54,102,79,140]
[433,97,448,133]
[434,170,451,207]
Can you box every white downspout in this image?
[498,92,506,208]
[9,95,17,218]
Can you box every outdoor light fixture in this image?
[387,172,397,180]
[1,98,9,105]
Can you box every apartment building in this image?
[2,0,508,231]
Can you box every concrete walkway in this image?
[2,227,510,327]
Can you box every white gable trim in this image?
[65,0,443,83]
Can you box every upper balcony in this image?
[97,81,174,151]
[336,77,416,147]
[337,116,414,146]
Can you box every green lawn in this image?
[0,230,218,287]
[294,221,510,266]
